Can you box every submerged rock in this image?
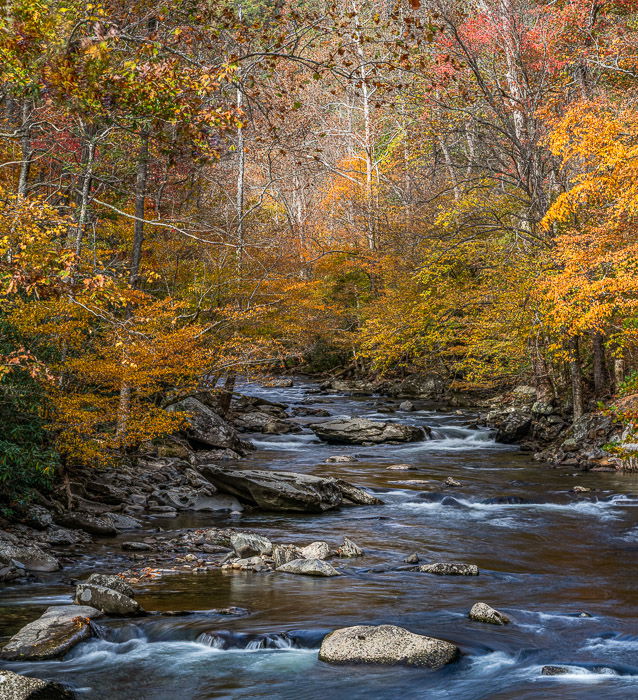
[469,602,510,625]
[199,465,345,512]
[419,563,479,576]
[541,665,572,676]
[319,624,459,668]
[276,558,340,577]
[0,670,75,699]
[1,605,102,661]
[312,418,428,445]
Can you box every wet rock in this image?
[276,558,340,577]
[54,511,117,537]
[272,544,304,568]
[386,464,416,471]
[122,541,152,552]
[103,512,141,530]
[399,401,415,412]
[234,411,300,435]
[199,465,343,512]
[0,542,60,573]
[1,605,102,660]
[336,537,364,558]
[419,563,479,576]
[230,532,273,557]
[85,573,135,597]
[203,527,237,547]
[268,378,294,388]
[571,485,591,493]
[0,670,75,699]
[469,602,510,625]
[312,418,428,445]
[166,396,245,453]
[293,406,331,417]
[75,583,143,616]
[40,527,91,546]
[319,624,459,668]
[300,541,330,560]
[444,477,462,487]
[541,665,572,676]
[325,455,357,463]
[388,375,447,399]
[404,553,419,564]
[148,505,178,516]
[20,505,53,530]
[335,479,384,505]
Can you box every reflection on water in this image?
[1,378,637,699]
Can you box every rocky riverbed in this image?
[1,378,637,699]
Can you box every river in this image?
[1,379,637,698]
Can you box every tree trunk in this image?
[129,128,150,288]
[71,134,96,257]
[116,383,131,447]
[218,372,236,416]
[592,332,607,397]
[569,336,584,421]
[613,356,626,394]
[236,81,245,270]
[17,101,32,199]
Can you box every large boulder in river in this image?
[311,418,428,445]
[234,411,300,435]
[54,511,117,537]
[276,558,340,577]
[166,397,246,453]
[199,465,343,512]
[0,542,60,573]
[75,583,142,616]
[0,670,75,699]
[1,605,102,661]
[319,625,459,668]
[230,532,273,557]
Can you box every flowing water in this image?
[1,380,638,699]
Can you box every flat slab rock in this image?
[311,418,428,445]
[200,465,378,512]
[0,670,75,699]
[276,558,340,577]
[0,542,60,572]
[319,625,459,668]
[1,605,102,661]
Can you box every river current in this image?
[1,379,637,698]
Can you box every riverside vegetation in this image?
[1,1,638,698]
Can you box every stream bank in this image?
[1,378,637,699]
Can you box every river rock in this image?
[54,511,117,537]
[469,602,510,625]
[272,544,304,568]
[325,455,357,463]
[276,558,340,576]
[75,583,142,616]
[399,401,415,411]
[166,396,245,452]
[386,464,415,471]
[541,665,572,675]
[318,624,459,668]
[571,485,591,493]
[84,573,135,597]
[300,541,330,560]
[312,418,428,445]
[444,477,462,487]
[1,605,102,660]
[419,563,479,576]
[103,512,141,530]
[335,479,384,505]
[0,670,75,699]
[199,465,343,512]
[230,532,273,557]
[234,411,299,435]
[0,542,60,572]
[404,553,420,564]
[336,537,364,558]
